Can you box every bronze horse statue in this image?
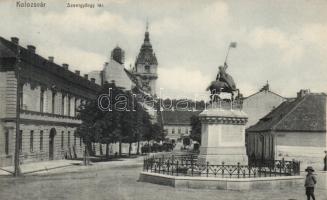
[206,66,239,102]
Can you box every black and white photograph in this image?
[0,0,326,199]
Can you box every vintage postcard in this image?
[0,0,326,199]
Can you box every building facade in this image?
[162,110,201,142]
[243,83,285,128]
[246,91,327,170]
[0,37,101,167]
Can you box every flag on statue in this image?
[230,42,237,48]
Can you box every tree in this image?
[77,82,154,159]
[190,115,202,144]
[76,82,123,161]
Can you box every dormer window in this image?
[145,65,150,73]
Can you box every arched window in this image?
[145,65,150,73]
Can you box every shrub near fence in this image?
[143,155,300,178]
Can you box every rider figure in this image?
[216,62,229,86]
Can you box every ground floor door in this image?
[49,128,56,160]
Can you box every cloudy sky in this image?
[1,0,327,99]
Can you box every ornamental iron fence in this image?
[143,155,300,178]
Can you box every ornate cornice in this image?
[199,115,248,125]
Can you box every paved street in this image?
[0,157,326,200]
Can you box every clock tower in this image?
[132,23,158,96]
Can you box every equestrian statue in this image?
[206,42,241,102]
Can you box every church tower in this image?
[132,22,158,96]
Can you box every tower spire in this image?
[144,19,150,42]
[146,18,149,32]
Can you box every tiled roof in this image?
[247,93,326,132]
[162,110,202,125]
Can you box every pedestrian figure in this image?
[305,166,317,200]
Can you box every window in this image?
[19,130,23,153]
[40,131,43,151]
[74,98,78,117]
[61,95,65,115]
[52,91,56,114]
[178,128,181,134]
[30,131,34,152]
[61,131,64,149]
[68,96,71,116]
[80,137,82,147]
[185,128,189,135]
[40,89,45,112]
[5,131,9,155]
[145,65,150,73]
[68,131,71,147]
[172,128,175,134]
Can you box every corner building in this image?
[0,37,101,167]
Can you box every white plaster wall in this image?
[243,91,285,128]
[164,125,191,140]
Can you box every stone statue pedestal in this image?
[198,102,248,165]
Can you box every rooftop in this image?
[0,36,101,93]
[247,93,327,132]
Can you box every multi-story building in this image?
[0,37,101,167]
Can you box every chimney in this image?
[48,56,54,63]
[297,89,310,98]
[75,70,80,76]
[11,37,19,45]
[90,78,95,83]
[62,63,69,70]
[84,74,88,79]
[27,45,36,53]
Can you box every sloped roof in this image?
[247,93,326,132]
[243,89,284,100]
[162,110,202,125]
[0,39,16,58]
[0,37,101,94]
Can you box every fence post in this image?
[145,158,149,172]
[172,159,174,176]
[222,162,225,178]
[159,158,161,174]
[154,159,157,173]
[167,159,170,175]
[191,155,194,176]
[176,161,179,176]
[206,162,209,177]
[237,162,240,178]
